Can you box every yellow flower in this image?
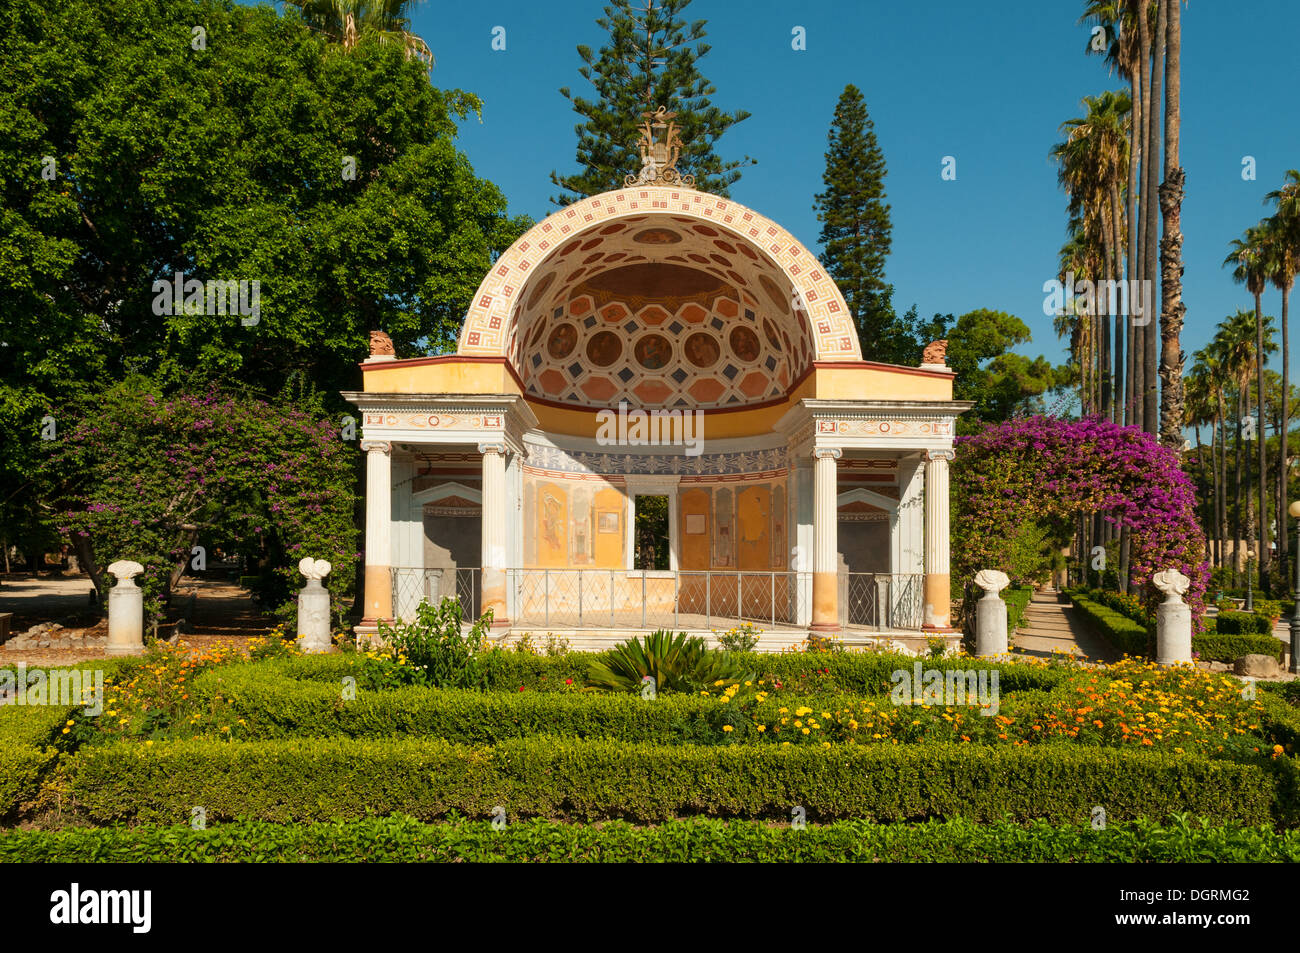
[757,725,766,732]
[801,728,810,735]
[722,725,734,733]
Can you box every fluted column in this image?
[810,448,841,633]
[361,440,393,623]
[923,449,954,629]
[479,441,510,628]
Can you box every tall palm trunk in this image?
[1141,0,1165,434]
[1234,384,1245,585]
[1255,288,1270,585]
[1111,184,1126,425]
[1132,4,1151,431]
[1219,394,1229,569]
[1125,62,1140,428]
[1157,0,1185,448]
[1280,282,1291,579]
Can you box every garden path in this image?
[1012,588,1120,664]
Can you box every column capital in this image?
[925,449,955,463]
[812,447,842,461]
[360,440,391,455]
[477,441,507,456]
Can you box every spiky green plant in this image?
[586,630,751,694]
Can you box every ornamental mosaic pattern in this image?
[457,187,860,367]
[816,418,954,437]
[523,442,788,476]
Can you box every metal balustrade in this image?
[390,567,925,632]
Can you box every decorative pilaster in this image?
[479,441,510,628]
[923,449,955,630]
[810,448,841,633]
[361,440,393,623]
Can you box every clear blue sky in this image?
[274,1,1300,373]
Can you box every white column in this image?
[479,441,509,627]
[361,440,393,622]
[811,448,841,632]
[924,449,954,629]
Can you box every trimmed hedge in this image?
[284,650,1069,696]
[1215,611,1274,635]
[63,735,1295,826]
[0,705,72,820]
[1070,591,1284,663]
[3,815,1297,863]
[187,664,1058,746]
[1192,632,1284,663]
[1070,592,1150,657]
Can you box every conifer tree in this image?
[550,0,751,203]
[814,84,894,359]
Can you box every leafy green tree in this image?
[550,0,752,202]
[0,0,527,406]
[814,84,894,360]
[39,379,359,625]
[925,310,1066,432]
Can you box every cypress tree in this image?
[814,84,895,359]
[550,0,751,204]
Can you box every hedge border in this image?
[3,815,1296,863]
[62,735,1295,827]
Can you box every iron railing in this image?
[389,567,925,631]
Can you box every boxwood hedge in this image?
[3,815,1297,863]
[63,735,1295,826]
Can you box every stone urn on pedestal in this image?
[296,558,333,654]
[105,560,145,657]
[973,569,1010,657]
[1152,568,1192,665]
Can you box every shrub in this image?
[1215,611,1274,636]
[373,598,499,690]
[716,623,761,653]
[62,735,1294,826]
[586,630,751,694]
[1192,633,1284,664]
[4,815,1298,863]
[1004,586,1033,633]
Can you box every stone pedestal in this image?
[296,558,333,653]
[1153,568,1192,665]
[974,569,1009,657]
[105,560,145,657]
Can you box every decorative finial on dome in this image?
[625,106,696,189]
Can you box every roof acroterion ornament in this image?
[625,106,696,189]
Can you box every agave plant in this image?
[587,630,751,694]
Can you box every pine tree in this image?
[814,84,895,359]
[549,0,751,204]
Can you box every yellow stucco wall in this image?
[360,358,953,438]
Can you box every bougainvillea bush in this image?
[40,379,358,623]
[952,416,1209,630]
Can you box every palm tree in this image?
[1226,226,1276,585]
[285,0,433,67]
[1184,360,1218,553]
[1080,3,1141,424]
[1157,0,1185,449]
[1265,170,1300,576]
[1053,90,1131,421]
[1056,227,1102,413]
[1139,0,1164,435]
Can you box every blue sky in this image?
[284,1,1300,373]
